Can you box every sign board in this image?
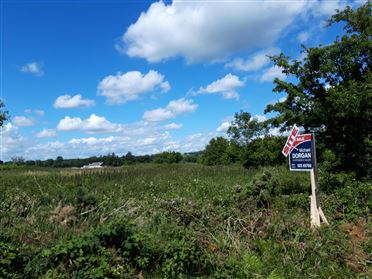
[280,126,328,227]
[282,125,299,157]
[289,134,313,171]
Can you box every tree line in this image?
[1,151,201,168]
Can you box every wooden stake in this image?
[310,133,328,228]
[318,207,329,225]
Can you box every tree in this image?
[242,136,286,168]
[153,151,183,164]
[11,156,25,165]
[123,152,135,165]
[227,111,267,146]
[201,137,230,165]
[265,3,372,177]
[0,100,9,127]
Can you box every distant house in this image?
[81,162,103,169]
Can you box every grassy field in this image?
[0,164,370,278]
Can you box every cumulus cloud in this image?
[197,74,244,100]
[1,120,216,161]
[143,108,174,122]
[216,121,231,133]
[164,123,183,130]
[260,66,286,82]
[57,114,120,133]
[21,62,44,76]
[309,0,348,17]
[98,70,170,104]
[12,116,35,127]
[69,136,115,145]
[143,98,198,122]
[119,1,308,63]
[36,129,57,138]
[0,123,28,160]
[225,48,280,72]
[54,94,95,109]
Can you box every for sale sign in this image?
[289,134,313,171]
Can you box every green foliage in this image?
[228,111,267,146]
[0,242,29,278]
[201,137,230,165]
[0,163,19,170]
[265,3,372,178]
[328,179,371,221]
[243,136,286,168]
[161,237,211,278]
[23,219,142,278]
[237,166,309,209]
[153,151,183,164]
[0,164,370,278]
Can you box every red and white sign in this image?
[282,125,299,157]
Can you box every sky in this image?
[0,0,364,161]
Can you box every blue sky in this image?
[1,0,362,160]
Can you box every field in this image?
[1,164,371,278]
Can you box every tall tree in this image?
[265,3,372,177]
[227,111,267,146]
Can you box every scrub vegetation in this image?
[0,164,370,278]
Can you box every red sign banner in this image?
[282,125,299,157]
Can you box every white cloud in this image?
[309,0,347,17]
[143,108,174,122]
[120,1,307,63]
[21,62,44,76]
[69,136,115,145]
[216,121,231,133]
[57,116,82,131]
[57,114,121,133]
[260,66,286,82]
[36,129,57,138]
[254,114,267,123]
[98,70,170,104]
[54,94,95,109]
[197,74,244,100]
[225,48,280,72]
[166,98,198,114]
[1,120,218,161]
[12,116,35,127]
[164,123,183,130]
[143,98,198,122]
[0,123,28,161]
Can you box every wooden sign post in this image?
[283,127,328,228]
[309,133,328,228]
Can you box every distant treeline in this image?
[2,151,202,168]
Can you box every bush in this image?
[237,167,309,208]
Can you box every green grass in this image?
[0,164,370,278]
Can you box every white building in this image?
[81,162,103,169]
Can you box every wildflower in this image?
[299,241,305,250]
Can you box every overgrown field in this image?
[0,164,371,278]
